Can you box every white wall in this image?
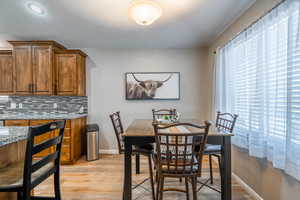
[83,48,210,150]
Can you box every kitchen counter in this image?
[0,126,28,147]
[0,113,87,120]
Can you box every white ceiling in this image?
[0,0,255,48]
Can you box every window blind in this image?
[215,0,300,180]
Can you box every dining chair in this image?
[152,109,177,122]
[109,111,155,200]
[0,120,66,200]
[198,111,238,192]
[153,121,211,200]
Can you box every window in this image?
[215,0,300,180]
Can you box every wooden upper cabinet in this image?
[32,46,53,95]
[0,50,14,95]
[5,41,86,96]
[13,46,33,94]
[55,50,86,96]
[56,54,77,95]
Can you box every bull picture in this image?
[126,72,180,100]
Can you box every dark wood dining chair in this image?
[152,109,177,122]
[0,120,66,200]
[109,111,155,200]
[199,111,238,192]
[153,121,211,200]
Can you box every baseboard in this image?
[232,173,264,200]
[99,149,119,154]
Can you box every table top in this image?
[124,119,234,137]
[0,126,28,147]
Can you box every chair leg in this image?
[159,176,165,200]
[148,155,155,200]
[136,154,140,174]
[217,155,222,180]
[17,192,22,200]
[185,177,190,200]
[156,176,161,200]
[179,177,183,182]
[192,177,197,200]
[54,170,62,200]
[209,154,214,184]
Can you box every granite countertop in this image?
[0,113,87,120]
[0,126,28,147]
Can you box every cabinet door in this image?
[30,120,54,158]
[0,53,14,94]
[56,54,77,95]
[14,46,33,94]
[32,46,53,95]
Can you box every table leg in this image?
[221,136,232,200]
[136,154,140,174]
[123,139,132,200]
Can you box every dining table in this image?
[123,119,233,200]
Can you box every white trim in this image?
[99,149,119,154]
[232,173,264,200]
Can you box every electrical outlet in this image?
[10,102,16,109]
[19,103,23,109]
[53,103,58,109]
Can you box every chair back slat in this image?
[109,111,124,154]
[153,122,211,177]
[216,111,238,133]
[23,120,65,190]
[31,151,59,173]
[32,135,62,155]
[152,109,177,122]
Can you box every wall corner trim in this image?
[232,173,264,200]
[99,149,119,154]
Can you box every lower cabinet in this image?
[4,117,87,164]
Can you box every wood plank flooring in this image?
[34,154,253,200]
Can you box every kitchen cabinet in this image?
[0,50,14,95]
[55,50,86,96]
[9,41,64,95]
[6,41,86,96]
[4,117,87,164]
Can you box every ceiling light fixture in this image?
[129,0,162,26]
[26,2,46,16]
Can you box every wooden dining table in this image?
[123,119,233,200]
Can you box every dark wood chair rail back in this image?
[109,111,125,154]
[153,121,211,200]
[24,121,65,196]
[153,122,211,177]
[152,108,177,122]
[0,120,66,200]
[216,111,238,133]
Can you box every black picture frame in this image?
[125,72,180,100]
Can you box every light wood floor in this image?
[35,154,253,200]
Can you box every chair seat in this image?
[160,158,199,174]
[0,161,55,191]
[204,144,221,154]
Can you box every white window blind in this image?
[215,0,300,180]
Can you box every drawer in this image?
[64,128,71,137]
[61,146,71,161]
[63,136,71,145]
[66,120,71,128]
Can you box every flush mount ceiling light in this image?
[129,0,162,26]
[26,2,46,16]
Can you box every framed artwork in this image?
[125,72,180,100]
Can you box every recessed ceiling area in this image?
[0,0,255,48]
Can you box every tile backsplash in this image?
[0,96,88,115]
